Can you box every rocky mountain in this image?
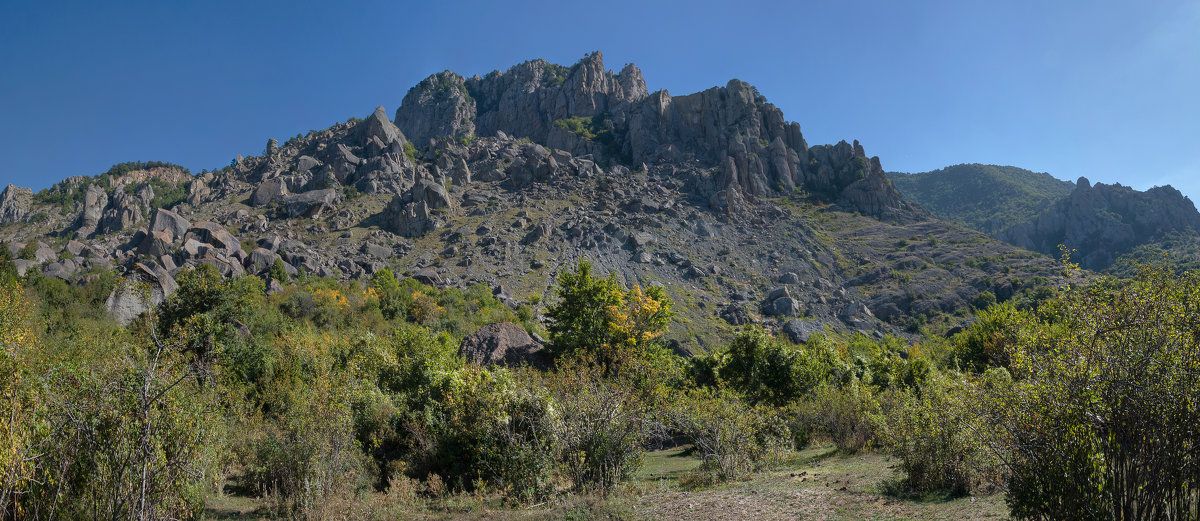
[1000,178,1200,270]
[890,164,1200,272]
[0,52,1067,348]
[888,164,1074,234]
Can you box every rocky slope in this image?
[0,52,1066,348]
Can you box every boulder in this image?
[246,248,279,272]
[771,297,802,317]
[719,303,752,325]
[105,262,178,326]
[629,231,656,249]
[839,301,875,326]
[295,155,323,173]
[184,221,243,255]
[281,189,342,219]
[251,178,288,207]
[382,198,438,238]
[136,230,173,257]
[358,105,407,148]
[361,242,391,259]
[149,208,191,241]
[411,268,443,287]
[459,322,548,368]
[783,319,825,344]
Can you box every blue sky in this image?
[2,0,1197,202]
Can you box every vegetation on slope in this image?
[888,164,1074,234]
[1,249,1196,520]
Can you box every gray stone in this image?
[295,155,323,172]
[783,319,824,344]
[105,263,178,326]
[772,297,802,317]
[75,184,108,237]
[246,248,279,272]
[184,222,243,255]
[630,231,656,249]
[412,268,443,287]
[767,286,791,302]
[136,230,173,257]
[361,242,391,259]
[281,189,342,219]
[719,303,752,325]
[251,178,288,207]
[149,208,191,241]
[459,322,548,368]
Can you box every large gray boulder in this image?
[148,208,191,241]
[281,188,342,218]
[358,105,407,150]
[250,178,288,207]
[105,263,178,326]
[783,319,825,344]
[0,184,33,224]
[459,322,549,368]
[184,221,243,256]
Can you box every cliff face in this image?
[394,51,917,221]
[1001,177,1200,270]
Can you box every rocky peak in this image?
[358,105,406,148]
[0,184,33,224]
[396,71,477,146]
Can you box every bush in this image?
[979,267,1200,519]
[669,388,791,480]
[715,326,836,406]
[792,380,883,453]
[888,373,1000,496]
[545,260,673,374]
[550,357,651,492]
[421,367,557,501]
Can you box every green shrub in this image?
[981,267,1200,520]
[716,326,837,406]
[888,373,1000,496]
[421,367,558,501]
[550,357,650,492]
[668,388,791,480]
[793,380,883,453]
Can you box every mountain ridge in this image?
[0,52,1070,348]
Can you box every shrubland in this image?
[1,250,1197,520]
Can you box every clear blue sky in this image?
[2,0,1197,202]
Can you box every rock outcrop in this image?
[105,262,178,326]
[74,184,108,237]
[0,185,33,224]
[1000,178,1200,269]
[392,51,915,220]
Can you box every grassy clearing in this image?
[200,446,1007,521]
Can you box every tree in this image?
[544,260,673,372]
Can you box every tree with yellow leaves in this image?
[545,260,674,373]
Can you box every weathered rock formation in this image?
[1000,177,1200,269]
[0,185,33,224]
